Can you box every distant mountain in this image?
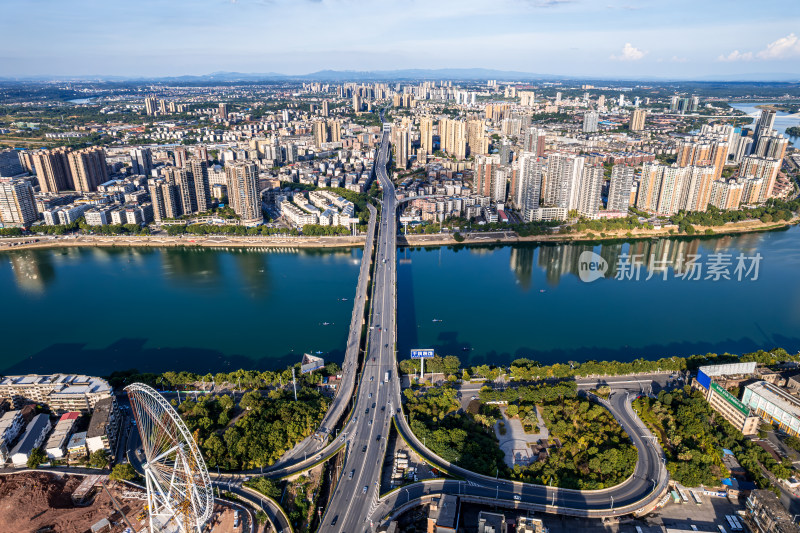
[0,68,798,83]
[299,68,559,81]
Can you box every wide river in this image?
[3,227,800,375]
[0,246,362,375]
[397,226,800,367]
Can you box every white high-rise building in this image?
[582,111,599,133]
[544,152,584,212]
[607,165,634,212]
[576,165,604,218]
[0,179,38,226]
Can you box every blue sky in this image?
[1,0,799,79]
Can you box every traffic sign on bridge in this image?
[410,349,434,359]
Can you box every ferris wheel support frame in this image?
[125,383,214,533]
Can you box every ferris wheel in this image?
[125,383,214,533]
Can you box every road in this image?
[323,120,397,533]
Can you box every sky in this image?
[1,0,799,79]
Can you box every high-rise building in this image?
[419,116,434,157]
[187,159,211,213]
[328,119,342,143]
[144,96,157,116]
[130,148,153,177]
[740,156,781,202]
[148,177,181,222]
[0,149,24,178]
[392,124,411,169]
[597,95,606,109]
[490,167,507,202]
[607,165,634,212]
[32,148,73,192]
[543,152,584,212]
[753,109,776,143]
[439,118,467,159]
[321,100,329,117]
[467,119,488,156]
[636,162,714,214]
[67,147,107,192]
[0,179,38,226]
[164,167,196,215]
[629,109,646,131]
[218,103,228,120]
[172,146,187,168]
[519,91,535,106]
[352,94,362,113]
[474,154,500,197]
[523,127,546,156]
[517,153,543,221]
[312,121,328,147]
[582,111,598,133]
[577,165,604,217]
[754,131,788,161]
[225,161,262,225]
[709,179,744,210]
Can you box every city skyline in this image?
[1,0,799,80]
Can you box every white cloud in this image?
[717,50,753,62]
[756,33,800,60]
[670,55,687,63]
[610,43,645,61]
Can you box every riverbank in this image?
[0,233,367,251]
[399,216,798,247]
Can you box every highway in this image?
[323,120,398,532]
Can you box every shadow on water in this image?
[1,338,347,376]
[424,333,800,368]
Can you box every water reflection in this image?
[6,250,55,293]
[507,231,787,287]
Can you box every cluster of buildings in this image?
[0,374,120,467]
[279,188,357,228]
[421,495,546,533]
[692,361,800,439]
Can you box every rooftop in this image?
[9,414,50,457]
[746,381,800,419]
[86,397,114,439]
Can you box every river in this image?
[0,246,362,375]
[397,226,800,367]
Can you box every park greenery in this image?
[27,447,47,468]
[403,385,506,476]
[634,388,789,493]
[510,396,638,489]
[569,215,653,234]
[787,126,800,137]
[178,388,329,470]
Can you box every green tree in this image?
[110,463,137,481]
[27,448,47,468]
[506,404,519,418]
[88,449,109,468]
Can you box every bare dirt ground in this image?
[0,472,143,533]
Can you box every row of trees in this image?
[105,363,341,391]
[670,200,800,228]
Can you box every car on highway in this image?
[365,408,369,414]
[370,376,374,381]
[372,402,376,408]
[384,343,388,348]
[330,515,338,526]
[369,393,372,398]
[349,470,354,479]
[513,495,521,501]
[368,420,372,425]
[376,434,381,441]
[362,445,367,452]
[362,486,368,494]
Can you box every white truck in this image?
[384,370,390,383]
